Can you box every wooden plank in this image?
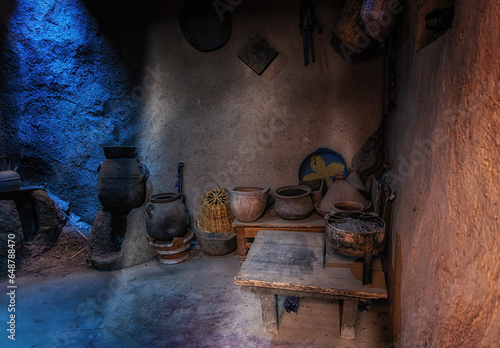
[232,211,326,228]
[252,286,359,301]
[324,261,383,271]
[242,226,324,239]
[260,293,278,334]
[340,299,357,339]
[234,230,387,299]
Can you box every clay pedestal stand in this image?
[148,229,194,264]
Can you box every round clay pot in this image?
[274,185,313,220]
[227,187,270,222]
[97,146,149,215]
[330,201,364,214]
[146,193,188,241]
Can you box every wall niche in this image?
[416,0,455,51]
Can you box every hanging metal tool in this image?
[175,162,191,228]
[300,0,322,66]
[175,162,184,196]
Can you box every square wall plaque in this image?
[237,33,279,75]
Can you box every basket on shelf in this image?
[333,0,370,52]
[197,188,235,233]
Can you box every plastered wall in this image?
[1,0,384,224]
[134,0,384,220]
[386,0,500,345]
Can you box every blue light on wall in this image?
[1,0,141,224]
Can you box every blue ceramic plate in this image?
[298,148,347,188]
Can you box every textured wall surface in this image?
[0,0,384,224]
[387,0,500,346]
[134,0,384,220]
[0,0,141,222]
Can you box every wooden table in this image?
[232,211,325,261]
[234,230,387,340]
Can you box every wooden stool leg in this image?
[235,227,247,262]
[340,299,358,340]
[260,294,278,334]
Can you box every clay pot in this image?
[97,146,149,215]
[299,178,326,204]
[146,193,188,241]
[330,201,364,214]
[320,174,371,212]
[0,156,21,192]
[313,200,329,217]
[227,187,270,222]
[274,185,314,220]
[103,146,136,159]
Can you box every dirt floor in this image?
[15,226,91,279]
[2,226,392,347]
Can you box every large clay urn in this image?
[227,187,270,222]
[146,193,188,241]
[97,146,149,215]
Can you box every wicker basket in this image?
[197,188,235,233]
[333,0,370,52]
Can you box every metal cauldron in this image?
[325,211,385,285]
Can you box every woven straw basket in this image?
[197,188,235,233]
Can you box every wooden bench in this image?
[232,211,325,262]
[234,230,387,340]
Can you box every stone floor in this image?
[0,251,391,347]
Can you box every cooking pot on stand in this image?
[324,211,385,285]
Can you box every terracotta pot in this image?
[313,200,328,217]
[330,201,364,214]
[146,193,188,241]
[97,147,149,214]
[274,185,313,220]
[227,187,270,222]
[299,178,326,204]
